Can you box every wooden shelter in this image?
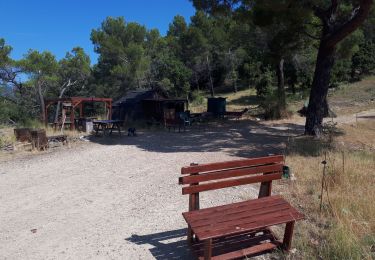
[44,97,112,130]
[142,98,188,122]
[112,89,168,121]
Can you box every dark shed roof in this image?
[113,88,168,106]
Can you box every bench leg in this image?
[282,221,295,251]
[187,224,194,245]
[204,239,212,260]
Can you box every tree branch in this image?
[325,0,374,48]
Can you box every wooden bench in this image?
[178,155,304,260]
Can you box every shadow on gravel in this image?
[125,228,193,259]
[89,119,305,158]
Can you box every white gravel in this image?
[0,123,288,260]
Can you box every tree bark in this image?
[305,43,335,135]
[276,58,286,111]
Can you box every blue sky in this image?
[1,0,196,64]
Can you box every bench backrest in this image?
[179,155,284,199]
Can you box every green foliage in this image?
[58,47,91,96]
[255,68,274,99]
[20,50,59,78]
[330,30,365,86]
[191,89,205,103]
[91,17,150,97]
[0,38,12,66]
[351,41,375,79]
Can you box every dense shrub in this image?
[255,68,274,99]
[351,41,375,79]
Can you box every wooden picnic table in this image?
[93,120,123,136]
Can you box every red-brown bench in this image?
[179,155,304,260]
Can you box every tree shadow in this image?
[125,228,193,259]
[88,119,308,158]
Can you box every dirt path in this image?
[327,108,375,124]
[0,121,293,260]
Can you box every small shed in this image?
[112,88,168,121]
[142,98,189,122]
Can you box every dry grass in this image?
[337,120,375,151]
[329,76,375,115]
[279,121,375,259]
[0,127,16,147]
[0,125,82,148]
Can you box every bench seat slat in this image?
[183,195,282,216]
[181,155,284,174]
[198,212,303,240]
[187,202,291,229]
[183,195,304,240]
[182,172,282,195]
[179,164,282,185]
[194,208,300,236]
[183,195,285,221]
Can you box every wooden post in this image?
[70,104,75,131]
[79,102,83,118]
[108,101,112,120]
[258,180,272,198]
[282,221,295,251]
[188,163,200,244]
[204,239,212,260]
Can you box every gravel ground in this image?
[0,121,300,260]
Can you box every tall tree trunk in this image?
[305,43,335,136]
[54,87,67,123]
[206,55,214,97]
[276,58,286,111]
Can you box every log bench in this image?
[178,155,304,260]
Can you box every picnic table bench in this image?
[179,155,304,260]
[93,120,123,136]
